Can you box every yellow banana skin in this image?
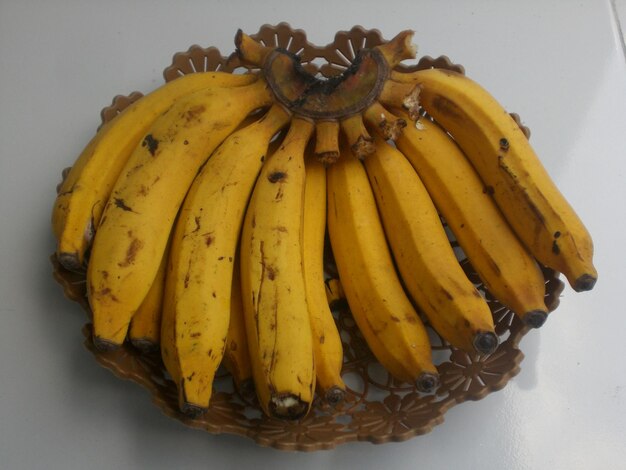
[395,113,549,328]
[303,153,346,405]
[364,136,498,353]
[87,79,273,350]
[326,143,439,391]
[166,105,290,414]
[240,118,316,420]
[128,240,170,352]
[397,68,597,292]
[223,261,254,399]
[52,71,257,272]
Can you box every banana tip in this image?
[473,331,499,355]
[270,393,309,420]
[130,338,159,354]
[57,252,84,273]
[416,372,439,394]
[180,402,207,419]
[93,337,121,352]
[573,273,597,292]
[325,386,346,407]
[523,310,548,329]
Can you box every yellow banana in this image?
[325,278,346,310]
[52,71,257,272]
[128,239,170,352]
[364,135,498,353]
[87,79,273,350]
[165,104,290,415]
[395,112,549,328]
[240,118,316,420]
[303,153,346,405]
[394,68,596,292]
[326,142,439,391]
[223,260,254,399]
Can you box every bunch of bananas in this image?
[51,29,596,421]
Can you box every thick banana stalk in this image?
[396,68,597,292]
[164,104,290,415]
[364,136,498,353]
[240,118,316,420]
[303,153,346,405]
[395,113,549,328]
[87,79,273,350]
[223,261,254,399]
[128,239,170,352]
[52,71,257,272]
[327,143,439,391]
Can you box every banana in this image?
[395,112,549,328]
[128,238,170,353]
[52,71,257,272]
[223,260,254,399]
[364,135,498,353]
[394,68,597,292]
[87,78,273,350]
[326,141,439,391]
[325,278,346,310]
[302,153,346,405]
[165,104,290,415]
[240,118,316,419]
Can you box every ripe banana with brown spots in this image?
[393,68,597,292]
[395,111,549,328]
[302,153,345,405]
[326,141,439,392]
[239,118,316,420]
[364,135,498,353]
[222,260,254,399]
[52,71,257,272]
[128,238,170,352]
[162,105,289,415]
[87,79,273,351]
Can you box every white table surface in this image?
[2,1,625,468]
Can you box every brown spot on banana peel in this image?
[440,287,454,301]
[113,198,136,213]
[268,171,287,183]
[191,216,201,233]
[431,94,464,121]
[117,238,144,267]
[497,155,547,227]
[183,104,206,123]
[141,134,159,156]
[204,233,214,246]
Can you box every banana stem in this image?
[340,114,374,160]
[235,30,273,67]
[314,121,340,164]
[363,101,407,141]
[379,80,421,120]
[375,30,417,68]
